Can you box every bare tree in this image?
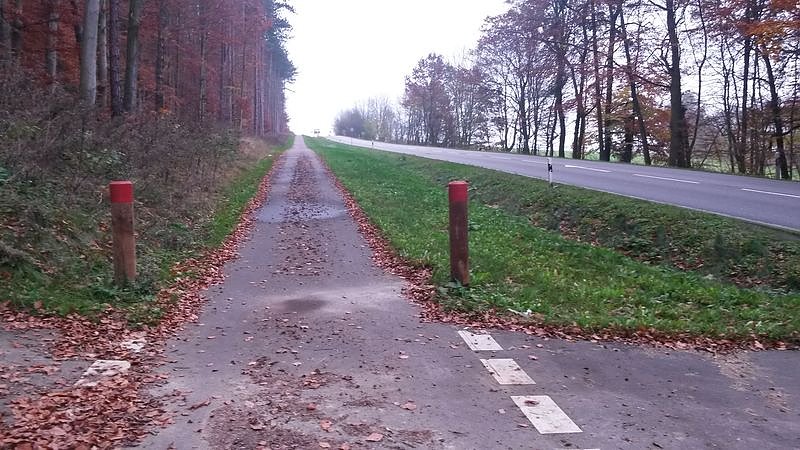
[79,0,100,104]
[122,0,143,112]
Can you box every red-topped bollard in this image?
[110,181,136,285]
[448,181,469,286]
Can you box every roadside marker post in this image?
[448,181,470,286]
[109,181,136,285]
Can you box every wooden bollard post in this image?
[110,181,136,285]
[448,181,469,286]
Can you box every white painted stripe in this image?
[458,330,503,351]
[511,395,582,434]
[480,359,535,385]
[740,188,800,199]
[632,173,699,184]
[565,164,611,173]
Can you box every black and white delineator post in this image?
[547,158,553,186]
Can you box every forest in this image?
[0,0,294,312]
[0,0,294,127]
[335,0,800,180]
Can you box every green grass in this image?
[307,137,800,342]
[1,136,291,324]
[207,135,294,246]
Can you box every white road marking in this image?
[564,164,611,173]
[458,330,503,351]
[480,359,535,385]
[632,173,699,184]
[511,395,582,434]
[740,188,800,199]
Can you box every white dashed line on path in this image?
[740,188,800,199]
[632,173,699,184]
[458,330,503,351]
[511,395,583,434]
[564,164,611,173]
[480,358,535,385]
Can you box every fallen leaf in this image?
[319,443,331,449]
[320,420,332,431]
[365,433,384,442]
[189,399,211,410]
[401,402,417,411]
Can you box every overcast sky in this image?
[285,0,510,135]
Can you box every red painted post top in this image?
[448,181,468,203]
[109,181,134,203]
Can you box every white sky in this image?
[285,0,510,135]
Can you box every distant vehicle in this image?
[313,129,320,137]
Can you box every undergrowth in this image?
[0,69,291,324]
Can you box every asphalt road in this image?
[328,136,800,232]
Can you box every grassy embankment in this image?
[307,137,800,342]
[0,101,291,323]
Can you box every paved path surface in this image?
[327,136,800,232]
[137,138,800,449]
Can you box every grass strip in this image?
[307,137,799,342]
[206,135,294,246]
[2,136,291,322]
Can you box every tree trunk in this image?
[621,114,634,162]
[79,0,100,104]
[736,3,754,173]
[198,0,208,121]
[555,58,566,158]
[154,0,166,110]
[590,0,604,161]
[218,38,227,122]
[122,0,143,112]
[666,0,688,167]
[0,0,8,62]
[45,0,59,84]
[107,0,121,115]
[519,80,530,154]
[761,52,790,179]
[687,0,708,161]
[601,2,619,161]
[619,5,651,164]
[10,0,22,62]
[97,0,107,104]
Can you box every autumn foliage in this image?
[0,0,294,131]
